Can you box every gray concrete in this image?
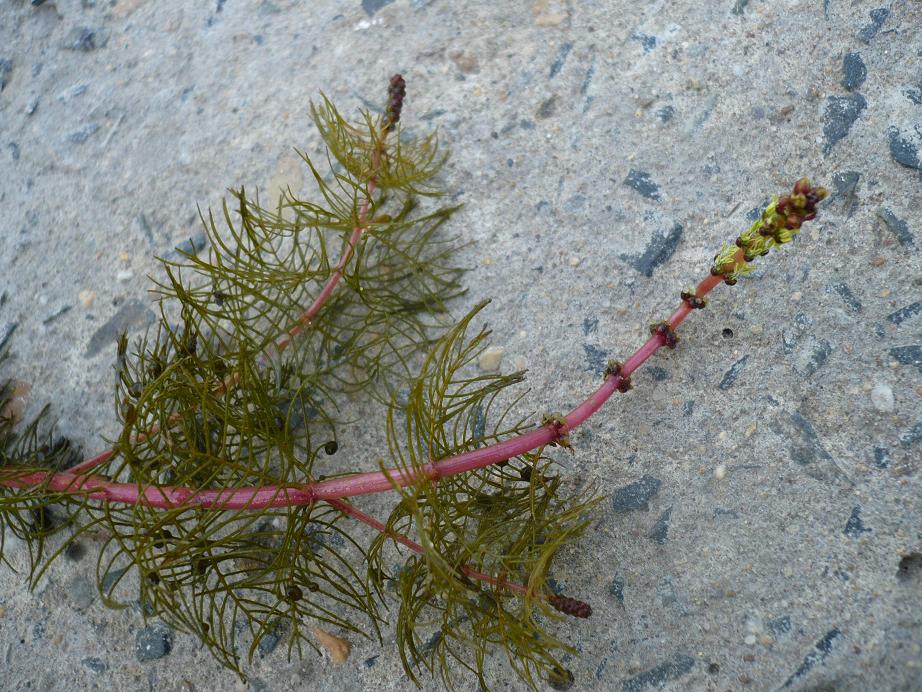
[1,1,920,690]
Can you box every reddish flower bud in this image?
[548,595,592,618]
[383,73,406,133]
[793,177,812,195]
[681,290,706,309]
[650,321,679,349]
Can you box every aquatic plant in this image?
[0,74,826,689]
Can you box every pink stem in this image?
[3,254,740,510]
[274,181,376,351]
[325,498,529,597]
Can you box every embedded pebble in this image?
[66,123,100,144]
[649,507,672,544]
[621,654,695,690]
[714,464,727,480]
[877,209,916,247]
[63,27,110,52]
[888,127,921,170]
[311,626,351,664]
[858,7,889,43]
[78,289,96,307]
[794,338,832,377]
[612,475,661,512]
[532,0,570,27]
[841,53,866,91]
[844,506,872,537]
[744,634,757,646]
[870,382,894,412]
[822,94,866,154]
[67,574,96,611]
[478,346,505,372]
[257,619,288,658]
[57,83,88,101]
[889,346,922,373]
[0,57,11,92]
[620,223,683,277]
[136,624,173,661]
[609,575,625,604]
[116,269,134,282]
[81,657,107,674]
[623,168,661,200]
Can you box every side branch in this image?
[325,498,591,617]
[63,82,399,478]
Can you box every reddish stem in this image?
[1,250,743,509]
[273,181,376,352]
[325,498,529,597]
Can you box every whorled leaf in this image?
[373,302,601,688]
[0,346,86,576]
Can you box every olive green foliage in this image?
[371,302,599,688]
[0,91,595,689]
[0,341,83,575]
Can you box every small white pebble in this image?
[880,288,891,298]
[569,256,581,267]
[514,356,527,371]
[744,634,757,646]
[116,269,134,282]
[482,255,493,266]
[78,289,96,308]
[714,464,727,480]
[518,330,527,339]
[478,346,505,372]
[870,382,894,413]
[782,565,794,578]
[791,291,802,302]
[745,617,764,634]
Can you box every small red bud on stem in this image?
[548,594,592,618]
[383,73,406,133]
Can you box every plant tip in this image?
[384,73,406,133]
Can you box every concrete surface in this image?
[1,1,920,690]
